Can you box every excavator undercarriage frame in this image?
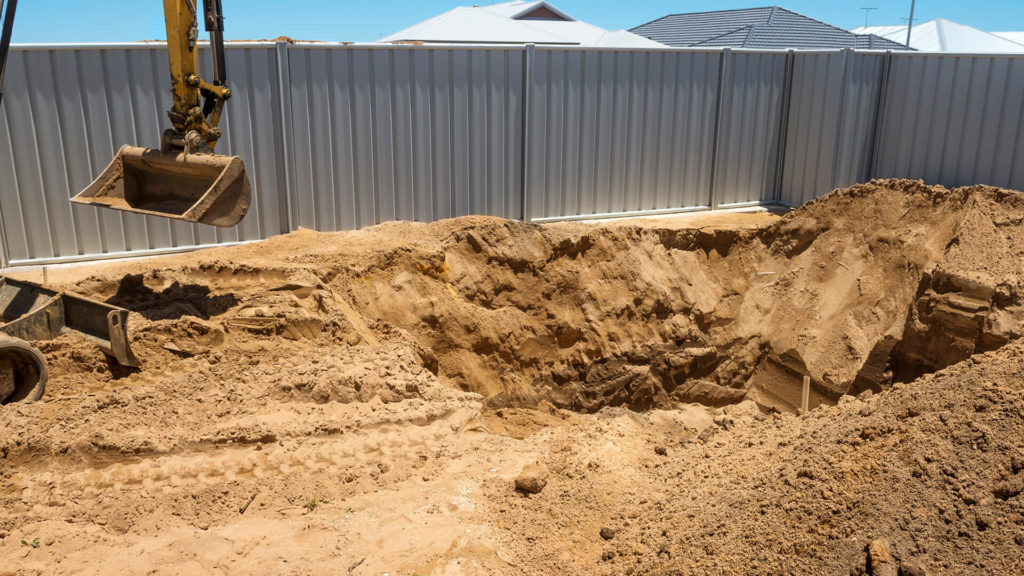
[0,277,139,404]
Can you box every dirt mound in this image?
[3,179,1024,574]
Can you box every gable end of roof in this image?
[508,1,575,22]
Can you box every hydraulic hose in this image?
[0,0,19,108]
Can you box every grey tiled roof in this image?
[631,6,914,51]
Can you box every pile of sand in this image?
[2,179,1024,574]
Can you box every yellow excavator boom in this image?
[71,0,251,228]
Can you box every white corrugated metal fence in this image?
[0,43,1022,265]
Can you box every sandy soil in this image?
[2,179,1024,575]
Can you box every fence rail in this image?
[0,42,1022,265]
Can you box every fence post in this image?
[708,47,732,210]
[0,80,8,266]
[520,44,535,223]
[867,50,893,182]
[0,72,9,267]
[0,186,9,267]
[274,40,296,234]
[772,49,797,205]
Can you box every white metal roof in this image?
[591,30,671,48]
[853,19,1024,53]
[378,1,664,47]
[993,31,1024,45]
[851,25,905,38]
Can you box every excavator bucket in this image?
[71,145,251,228]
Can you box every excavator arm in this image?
[71,0,251,227]
[164,0,230,155]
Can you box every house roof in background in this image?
[854,20,1024,53]
[631,6,912,51]
[993,31,1024,45]
[482,1,574,21]
[378,1,664,47]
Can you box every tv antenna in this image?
[861,7,878,27]
[905,0,916,47]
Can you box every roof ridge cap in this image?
[691,24,753,47]
[405,7,465,39]
[772,6,858,37]
[511,14,580,43]
[659,6,777,18]
[745,23,758,47]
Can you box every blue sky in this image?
[9,1,1024,44]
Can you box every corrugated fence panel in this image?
[712,50,788,206]
[780,51,886,206]
[200,45,289,245]
[4,45,1024,265]
[874,54,1024,191]
[285,45,524,231]
[0,45,284,264]
[781,52,843,206]
[832,52,886,190]
[218,45,291,243]
[526,48,721,220]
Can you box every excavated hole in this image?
[331,180,1024,415]
[44,180,1024,417]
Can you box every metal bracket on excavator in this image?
[0,277,139,404]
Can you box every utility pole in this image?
[861,7,878,27]
[905,0,916,48]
